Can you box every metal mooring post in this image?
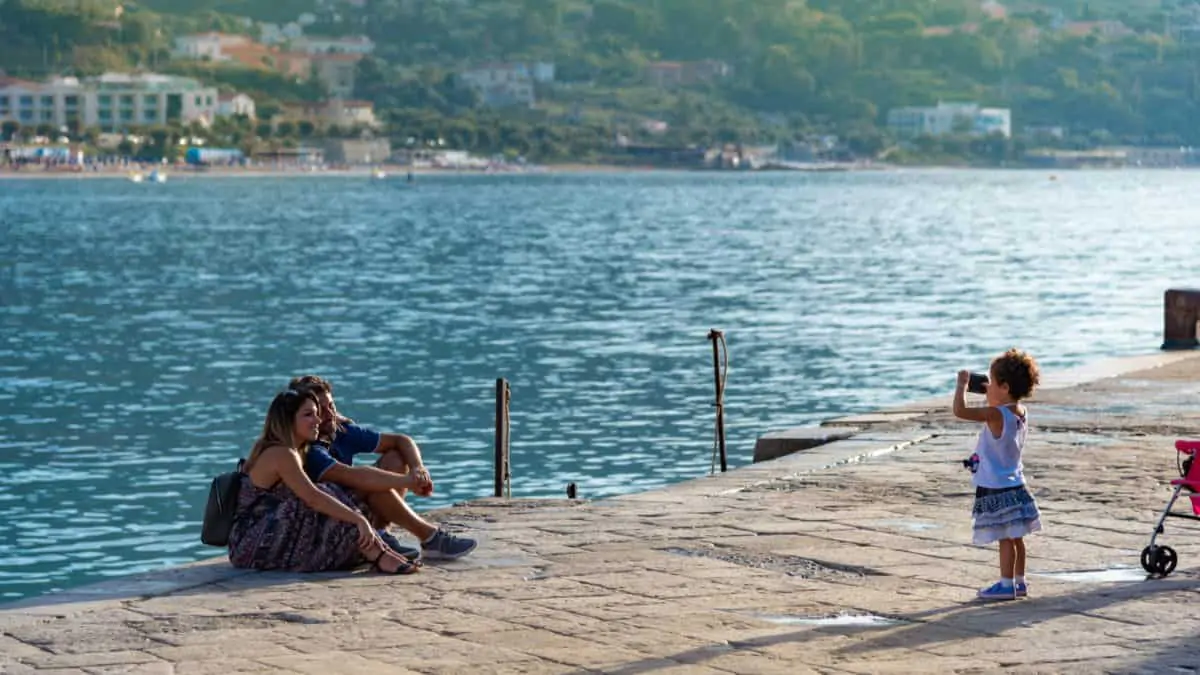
[707,329,728,473]
[494,378,511,498]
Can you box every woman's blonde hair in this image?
[247,389,320,468]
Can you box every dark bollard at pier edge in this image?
[1162,289,1200,350]
[494,378,511,498]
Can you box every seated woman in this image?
[228,388,417,574]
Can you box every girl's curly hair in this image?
[991,348,1040,401]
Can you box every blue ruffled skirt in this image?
[972,484,1042,545]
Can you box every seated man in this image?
[289,375,477,560]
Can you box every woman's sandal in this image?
[369,549,420,575]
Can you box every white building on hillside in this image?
[291,35,375,55]
[260,22,305,46]
[886,102,1012,138]
[528,62,556,83]
[457,63,553,107]
[217,93,257,119]
[0,73,220,132]
[172,33,251,61]
[0,76,85,127]
[278,99,379,130]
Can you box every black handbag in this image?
[200,459,246,547]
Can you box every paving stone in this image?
[81,664,174,675]
[360,639,548,673]
[3,621,157,655]
[257,651,424,674]
[471,578,611,602]
[0,633,47,659]
[524,591,675,620]
[272,622,443,653]
[616,664,735,675]
[140,625,297,648]
[456,629,654,669]
[693,649,831,674]
[172,658,298,675]
[18,650,164,670]
[833,656,1005,674]
[502,606,609,633]
[145,641,297,662]
[408,660,574,675]
[621,610,791,643]
[587,622,717,657]
[380,606,525,635]
[974,644,1135,667]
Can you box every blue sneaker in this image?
[1015,582,1028,598]
[421,528,477,560]
[977,581,1016,601]
[377,530,421,561]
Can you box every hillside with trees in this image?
[4,0,1200,163]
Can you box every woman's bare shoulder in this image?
[246,445,298,489]
[257,445,299,462]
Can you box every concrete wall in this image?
[323,138,391,165]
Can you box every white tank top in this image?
[972,405,1027,489]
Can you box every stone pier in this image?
[3,352,1200,674]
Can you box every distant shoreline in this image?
[0,163,665,180]
[3,163,1169,181]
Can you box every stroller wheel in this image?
[1142,545,1179,576]
[1141,546,1159,574]
[1155,546,1179,576]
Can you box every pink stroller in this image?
[1141,439,1200,576]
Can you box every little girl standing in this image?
[953,348,1043,601]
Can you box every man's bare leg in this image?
[366,449,478,559]
[364,450,432,535]
[375,450,411,496]
[365,489,437,541]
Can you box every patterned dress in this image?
[227,475,369,572]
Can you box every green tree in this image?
[354,56,390,102]
[749,44,817,110]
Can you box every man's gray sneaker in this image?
[377,530,421,561]
[421,529,477,560]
